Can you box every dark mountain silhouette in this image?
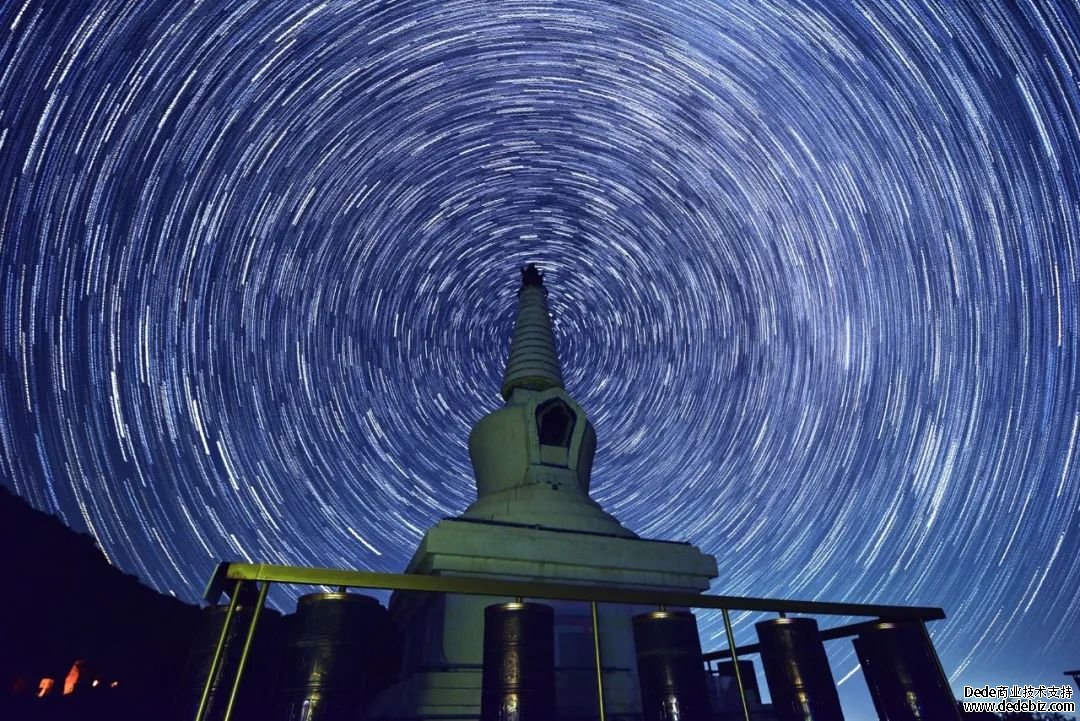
[0,484,202,720]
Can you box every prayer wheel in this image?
[632,610,710,721]
[854,621,957,721]
[277,592,393,721]
[756,617,845,721]
[480,602,556,721]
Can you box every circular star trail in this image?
[1,0,1078,713]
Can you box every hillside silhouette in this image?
[0,484,201,720]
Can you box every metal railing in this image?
[195,561,953,721]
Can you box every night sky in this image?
[1,0,1078,717]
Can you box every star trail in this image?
[1,0,1078,715]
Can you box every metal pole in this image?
[918,620,963,721]
[591,601,606,721]
[722,609,752,721]
[221,581,270,721]
[194,579,243,721]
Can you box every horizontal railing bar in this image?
[210,562,945,621]
[703,619,894,660]
[704,642,762,661]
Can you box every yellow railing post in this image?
[221,581,270,721]
[194,578,243,721]
[591,601,606,721]
[722,608,752,721]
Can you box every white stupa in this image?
[372,264,718,719]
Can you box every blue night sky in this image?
[1,1,1078,718]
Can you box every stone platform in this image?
[368,517,718,720]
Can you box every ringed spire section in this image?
[500,264,564,400]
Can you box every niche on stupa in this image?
[537,397,575,466]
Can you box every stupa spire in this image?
[500,264,564,400]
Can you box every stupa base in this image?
[368,518,718,720]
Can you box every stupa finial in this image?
[521,263,544,288]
